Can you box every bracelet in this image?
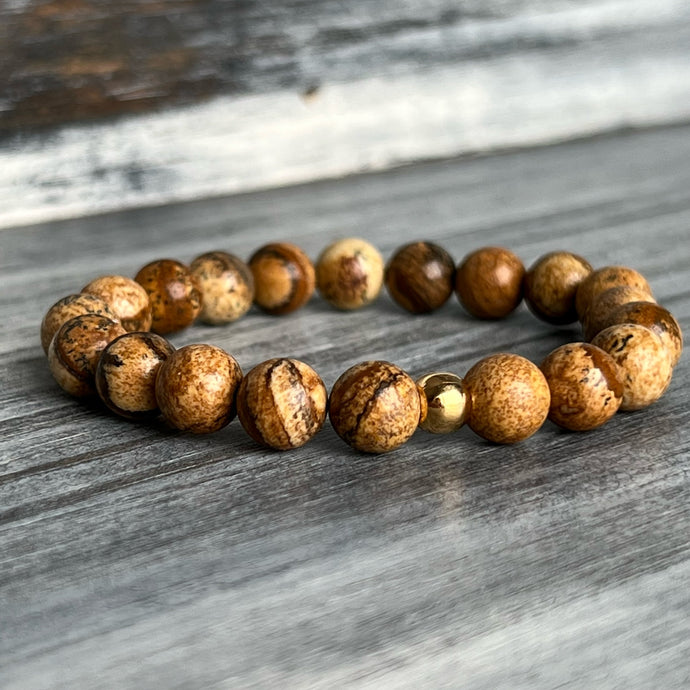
[41,239,683,454]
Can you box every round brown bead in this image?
[189,251,255,325]
[96,332,175,419]
[582,286,656,341]
[595,301,683,367]
[575,265,652,322]
[155,344,243,433]
[455,247,525,319]
[82,275,152,332]
[416,372,470,433]
[385,241,455,314]
[48,314,127,397]
[329,361,422,453]
[236,358,327,450]
[249,243,315,315]
[316,238,384,310]
[41,293,119,354]
[524,251,592,324]
[464,353,550,443]
[134,259,202,334]
[540,343,624,430]
[591,324,673,411]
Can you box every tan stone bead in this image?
[329,361,421,453]
[524,251,592,324]
[455,247,525,319]
[48,315,127,397]
[96,332,175,419]
[134,259,202,334]
[40,293,119,354]
[189,250,254,325]
[416,372,470,434]
[575,265,652,322]
[591,324,673,411]
[316,238,384,310]
[464,353,550,443]
[596,301,683,367]
[82,275,152,332]
[236,358,327,450]
[155,344,243,433]
[540,343,624,431]
[583,286,656,341]
[249,243,315,315]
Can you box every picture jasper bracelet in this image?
[41,239,683,453]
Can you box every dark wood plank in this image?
[1,125,689,688]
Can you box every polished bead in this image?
[540,343,624,430]
[96,332,175,419]
[249,242,315,315]
[135,259,202,334]
[594,301,683,367]
[41,293,119,354]
[236,358,327,450]
[82,275,152,332]
[455,247,525,319]
[416,372,470,433]
[575,265,652,322]
[329,361,421,453]
[316,237,384,310]
[48,314,127,397]
[464,353,550,443]
[385,241,455,314]
[591,324,673,411]
[155,344,243,433]
[582,285,656,341]
[524,251,592,324]
[190,251,254,325]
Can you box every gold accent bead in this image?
[415,372,470,434]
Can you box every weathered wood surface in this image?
[1,125,689,688]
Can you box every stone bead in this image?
[316,238,384,310]
[575,265,652,322]
[249,242,315,315]
[96,332,175,419]
[329,361,421,453]
[155,344,243,433]
[385,241,455,314]
[455,247,525,319]
[40,293,119,354]
[464,353,550,443]
[540,343,624,430]
[134,259,202,334]
[416,372,470,434]
[582,286,656,341]
[595,301,683,367]
[48,315,127,397]
[236,358,327,450]
[189,251,255,325]
[524,251,592,325]
[82,275,153,332]
[591,324,673,411]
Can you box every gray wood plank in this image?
[1,125,689,688]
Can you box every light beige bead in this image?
[416,372,470,434]
[82,275,153,332]
[316,238,384,310]
[591,324,673,411]
[583,285,656,341]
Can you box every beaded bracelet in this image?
[41,239,683,453]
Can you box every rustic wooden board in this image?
[1,125,689,688]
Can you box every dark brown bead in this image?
[455,247,525,319]
[385,241,455,314]
[249,243,315,315]
[236,358,327,450]
[524,251,592,324]
[582,286,656,341]
[134,259,202,334]
[82,275,152,332]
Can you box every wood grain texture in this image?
[1,126,690,688]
